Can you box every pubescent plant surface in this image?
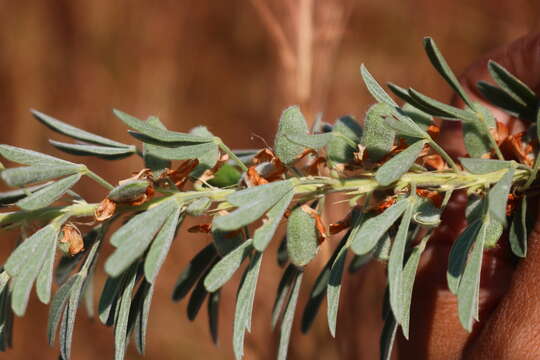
[0,37,538,360]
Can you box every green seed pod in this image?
[286,206,318,267]
[108,179,150,203]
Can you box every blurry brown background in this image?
[0,1,538,359]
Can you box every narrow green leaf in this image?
[477,81,530,117]
[400,234,428,339]
[187,267,211,321]
[408,88,476,121]
[144,210,182,283]
[0,144,74,166]
[362,103,396,161]
[327,246,347,337]
[388,83,448,117]
[509,196,527,257]
[16,173,81,210]
[114,109,212,143]
[487,167,515,224]
[272,264,297,329]
[460,158,513,174]
[204,239,253,292]
[413,199,441,227]
[286,206,319,267]
[32,109,128,147]
[207,290,220,344]
[186,197,212,216]
[274,106,309,164]
[49,140,135,159]
[114,264,138,360]
[1,164,80,187]
[35,232,58,304]
[360,64,398,107]
[142,116,171,176]
[423,37,474,108]
[285,133,332,150]
[277,270,303,360]
[233,252,263,360]
[375,140,426,186]
[98,275,125,326]
[457,220,488,331]
[462,103,496,158]
[327,115,362,164]
[132,281,154,355]
[488,60,537,107]
[135,140,218,162]
[351,199,408,255]
[48,275,79,345]
[0,182,52,205]
[447,220,482,294]
[401,103,434,129]
[172,244,217,301]
[387,199,414,325]
[214,180,293,231]
[380,311,398,360]
[189,126,220,178]
[383,115,428,139]
[253,190,293,251]
[106,200,179,277]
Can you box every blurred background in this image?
[0,0,538,359]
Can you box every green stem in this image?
[428,140,461,173]
[216,139,249,172]
[84,169,114,190]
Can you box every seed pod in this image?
[286,205,319,267]
[108,179,150,203]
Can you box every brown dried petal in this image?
[60,223,85,256]
[301,204,328,243]
[95,198,116,221]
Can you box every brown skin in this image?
[398,32,540,359]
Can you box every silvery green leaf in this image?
[388,83,447,118]
[461,103,496,158]
[400,234,428,339]
[423,37,474,108]
[488,60,537,107]
[207,290,221,344]
[286,206,319,267]
[509,196,527,257]
[285,133,332,150]
[0,182,52,205]
[408,89,476,121]
[274,106,309,164]
[186,197,212,216]
[457,220,488,332]
[98,274,124,326]
[487,167,515,225]
[113,109,213,143]
[447,220,482,294]
[32,109,128,147]
[253,190,293,252]
[351,199,408,255]
[362,103,396,161]
[413,199,441,226]
[327,246,347,337]
[49,140,135,159]
[277,270,303,360]
[114,264,138,360]
[360,64,398,107]
[190,126,220,178]
[273,265,296,329]
[383,115,428,139]
[187,267,211,321]
[136,141,218,162]
[477,81,530,117]
[387,199,414,325]
[214,180,293,231]
[375,140,425,186]
[327,115,363,164]
[0,144,75,166]
[108,179,150,203]
[372,232,392,261]
[144,209,183,283]
[232,252,263,360]
[16,173,81,210]
[460,158,513,174]
[172,244,217,301]
[1,164,80,187]
[204,239,253,292]
[35,232,58,304]
[59,273,86,360]
[48,275,79,345]
[380,311,398,360]
[132,281,154,355]
[484,216,504,248]
[400,103,434,129]
[142,116,171,176]
[106,200,179,277]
